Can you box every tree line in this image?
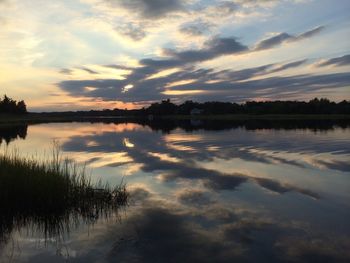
[1,96,349,116]
[41,98,350,116]
[0,95,27,114]
[143,98,350,115]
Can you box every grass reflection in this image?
[0,144,128,246]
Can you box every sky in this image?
[0,0,349,111]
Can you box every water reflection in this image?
[2,118,350,143]
[0,124,27,145]
[1,119,350,262]
[0,142,128,262]
[0,184,126,250]
[106,194,350,263]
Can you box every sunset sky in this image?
[0,0,349,111]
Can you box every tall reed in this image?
[0,143,128,244]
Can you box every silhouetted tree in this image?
[0,95,27,114]
[16,100,27,114]
[147,99,177,115]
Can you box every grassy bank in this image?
[0,145,128,243]
[161,114,350,120]
[1,113,350,124]
[0,113,125,124]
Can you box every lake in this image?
[0,119,349,263]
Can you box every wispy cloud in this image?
[179,20,214,36]
[59,68,73,75]
[58,54,350,103]
[79,66,99,74]
[57,23,337,104]
[104,0,185,19]
[317,54,350,67]
[255,26,325,51]
[115,23,147,41]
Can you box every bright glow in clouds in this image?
[0,0,349,111]
[122,84,134,93]
[123,138,135,148]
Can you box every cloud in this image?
[165,36,248,63]
[255,26,325,51]
[115,36,245,72]
[59,78,129,99]
[294,26,325,40]
[59,29,320,97]
[19,182,348,263]
[179,20,214,36]
[253,177,320,199]
[60,128,324,198]
[139,58,183,69]
[214,1,238,15]
[167,72,350,101]
[106,207,244,262]
[197,1,238,19]
[223,220,276,245]
[269,59,308,73]
[317,54,350,67]
[59,68,73,75]
[255,32,292,50]
[79,66,99,74]
[58,61,350,103]
[219,59,307,80]
[103,64,135,70]
[107,0,185,19]
[115,23,146,41]
[177,189,215,207]
[276,236,350,263]
[217,64,274,81]
[56,24,340,104]
[129,187,152,203]
[57,35,249,101]
[313,159,350,172]
[202,173,247,191]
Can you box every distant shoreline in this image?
[1,113,350,124]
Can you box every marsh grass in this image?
[0,143,128,245]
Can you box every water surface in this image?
[1,119,349,262]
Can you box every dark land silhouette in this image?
[1,96,350,127]
[37,98,350,116]
[0,95,27,114]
